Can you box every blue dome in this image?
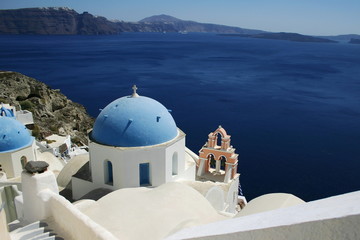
[0,117,34,153]
[0,106,15,118]
[91,95,178,147]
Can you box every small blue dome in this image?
[91,95,178,147]
[0,117,34,153]
[0,106,15,118]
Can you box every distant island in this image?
[219,32,336,43]
[0,7,359,43]
[349,38,360,44]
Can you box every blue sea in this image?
[1,33,360,201]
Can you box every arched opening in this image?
[104,160,113,185]
[172,152,178,175]
[139,163,151,186]
[208,154,216,169]
[220,156,226,170]
[20,156,27,169]
[216,133,222,148]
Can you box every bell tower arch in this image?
[197,126,239,183]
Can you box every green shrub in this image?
[32,124,41,139]
[49,125,59,133]
[20,100,34,112]
[71,136,82,146]
[16,96,28,101]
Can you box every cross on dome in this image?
[131,85,139,98]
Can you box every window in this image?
[220,156,227,170]
[208,154,216,168]
[216,133,222,148]
[172,152,178,175]
[104,160,113,185]
[139,163,150,186]
[20,156,27,169]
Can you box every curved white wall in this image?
[166,191,360,240]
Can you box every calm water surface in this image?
[1,33,360,201]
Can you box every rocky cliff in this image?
[0,7,119,35]
[139,14,264,34]
[0,8,263,35]
[0,71,94,144]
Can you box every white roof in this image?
[56,154,89,188]
[36,150,66,175]
[79,182,227,240]
[44,134,68,148]
[236,193,305,217]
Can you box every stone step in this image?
[28,232,50,240]
[9,221,63,240]
[10,221,42,234]
[12,227,45,240]
[40,237,56,240]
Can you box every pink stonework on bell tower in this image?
[197,126,239,182]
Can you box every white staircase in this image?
[9,221,63,240]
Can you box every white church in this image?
[72,86,195,197]
[0,106,36,179]
[1,86,360,240]
[71,86,240,213]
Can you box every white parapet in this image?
[166,190,360,240]
[21,170,58,223]
[16,110,34,126]
[0,203,11,240]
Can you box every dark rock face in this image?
[0,71,94,144]
[76,12,119,35]
[0,8,264,35]
[139,14,265,34]
[25,161,49,174]
[0,7,119,35]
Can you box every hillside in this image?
[0,8,264,35]
[140,14,182,23]
[0,71,94,144]
[139,14,264,34]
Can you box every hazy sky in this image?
[1,0,359,35]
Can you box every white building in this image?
[0,105,68,181]
[0,115,36,179]
[72,86,196,199]
[1,103,34,127]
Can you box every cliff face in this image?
[139,14,264,34]
[0,8,263,35]
[0,7,119,35]
[0,71,94,144]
